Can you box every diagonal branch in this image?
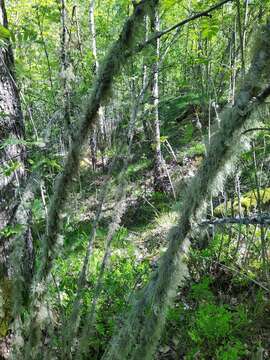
[135,0,234,53]
[19,1,153,357]
[39,0,151,283]
[242,127,270,134]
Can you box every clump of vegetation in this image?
[51,237,151,357]
[214,187,270,216]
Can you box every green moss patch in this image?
[214,187,270,216]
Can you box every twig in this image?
[206,258,270,292]
[142,195,160,216]
[241,127,270,135]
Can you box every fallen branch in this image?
[200,214,270,226]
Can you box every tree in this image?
[89,0,106,170]
[150,1,165,192]
[0,0,34,345]
[0,0,33,280]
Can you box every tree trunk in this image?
[0,0,34,345]
[150,2,167,192]
[0,0,27,276]
[60,0,73,148]
[89,0,106,169]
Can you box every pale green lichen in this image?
[19,2,154,357]
[214,187,270,216]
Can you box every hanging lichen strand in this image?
[15,1,155,357]
[39,0,153,285]
[102,22,270,360]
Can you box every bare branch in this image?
[135,0,234,53]
[242,127,270,135]
[200,214,270,226]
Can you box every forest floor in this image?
[50,114,270,359]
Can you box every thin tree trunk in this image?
[236,0,245,76]
[36,9,54,98]
[60,0,73,147]
[141,18,152,144]
[150,2,165,192]
[89,0,106,169]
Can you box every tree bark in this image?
[89,0,106,169]
[0,0,30,277]
[0,0,34,347]
[150,2,165,192]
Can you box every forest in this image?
[0,0,270,359]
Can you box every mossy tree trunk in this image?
[21,1,156,356]
[0,0,33,280]
[0,0,34,345]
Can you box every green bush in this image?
[51,247,151,357]
[190,276,214,302]
[216,340,246,360]
[189,303,232,346]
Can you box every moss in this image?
[79,156,92,169]
[214,187,270,216]
[186,144,205,158]
[126,159,151,181]
[0,277,12,337]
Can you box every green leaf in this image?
[0,224,24,237]
[160,136,168,143]
[0,137,45,149]
[2,161,22,177]
[0,25,11,40]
